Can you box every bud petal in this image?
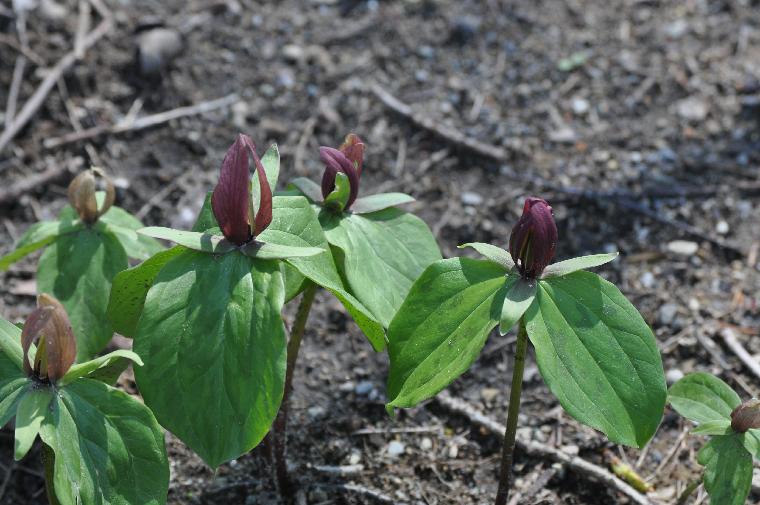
[21,294,76,383]
[339,133,364,178]
[731,399,760,433]
[212,134,253,245]
[508,197,558,278]
[67,168,115,224]
[320,146,360,209]
[242,136,273,237]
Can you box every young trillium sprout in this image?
[21,294,76,383]
[730,399,760,433]
[67,167,115,224]
[211,133,273,245]
[320,133,364,211]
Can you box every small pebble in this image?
[571,97,590,115]
[419,437,433,451]
[667,240,699,256]
[716,220,729,235]
[136,28,184,76]
[338,381,355,392]
[561,444,580,456]
[666,369,684,386]
[387,441,405,457]
[658,303,679,325]
[348,451,361,465]
[480,387,499,403]
[307,406,326,420]
[676,97,708,122]
[639,271,655,289]
[461,191,484,206]
[355,380,373,396]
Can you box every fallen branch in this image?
[434,391,652,505]
[720,327,760,382]
[43,93,239,149]
[0,16,112,153]
[314,483,394,504]
[0,165,71,206]
[370,83,745,257]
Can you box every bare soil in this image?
[1,0,759,503]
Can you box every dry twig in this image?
[720,327,760,382]
[434,391,652,505]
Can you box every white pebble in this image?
[387,441,405,457]
[667,240,699,256]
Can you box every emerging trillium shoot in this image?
[67,168,115,224]
[320,133,364,211]
[21,294,76,383]
[386,196,665,505]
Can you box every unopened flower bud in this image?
[21,294,76,383]
[731,399,760,433]
[508,197,558,278]
[211,134,272,246]
[320,133,364,209]
[67,168,115,224]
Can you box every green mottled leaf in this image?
[458,242,514,271]
[324,172,351,211]
[387,258,506,410]
[134,250,286,467]
[525,271,666,447]
[14,388,53,460]
[351,192,415,214]
[668,372,740,424]
[38,225,128,360]
[100,206,163,260]
[258,196,387,350]
[691,419,732,436]
[0,220,81,271]
[500,275,536,335]
[240,241,323,260]
[61,350,143,386]
[107,247,184,337]
[698,434,752,505]
[289,177,322,203]
[322,207,441,328]
[541,253,619,278]
[40,379,169,505]
[138,227,235,254]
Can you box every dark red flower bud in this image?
[731,399,760,433]
[211,134,272,246]
[508,197,558,278]
[67,168,115,224]
[320,133,364,209]
[21,294,76,383]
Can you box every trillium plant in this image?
[668,372,760,505]
[0,168,162,359]
[0,294,168,504]
[105,133,440,494]
[385,197,667,504]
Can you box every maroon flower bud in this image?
[67,168,115,224]
[731,399,760,433]
[320,133,364,209]
[508,197,558,279]
[211,134,273,246]
[21,294,76,383]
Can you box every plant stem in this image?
[494,319,528,505]
[675,477,702,505]
[42,444,60,505]
[272,282,318,497]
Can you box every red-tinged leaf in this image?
[339,133,365,178]
[246,138,273,236]
[320,146,360,209]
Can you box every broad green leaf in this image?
[541,252,619,278]
[259,196,387,351]
[38,226,128,360]
[259,143,280,192]
[100,206,163,260]
[14,388,53,460]
[740,429,760,459]
[289,177,322,203]
[500,275,537,335]
[322,207,442,328]
[458,242,514,271]
[691,419,732,436]
[324,172,351,211]
[668,372,740,424]
[134,250,286,467]
[240,241,323,260]
[0,320,28,427]
[107,246,184,337]
[0,220,81,271]
[40,379,169,505]
[282,264,308,302]
[60,350,143,386]
[387,258,506,409]
[525,271,666,447]
[192,192,218,233]
[138,227,235,254]
[698,434,752,505]
[351,192,415,214]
